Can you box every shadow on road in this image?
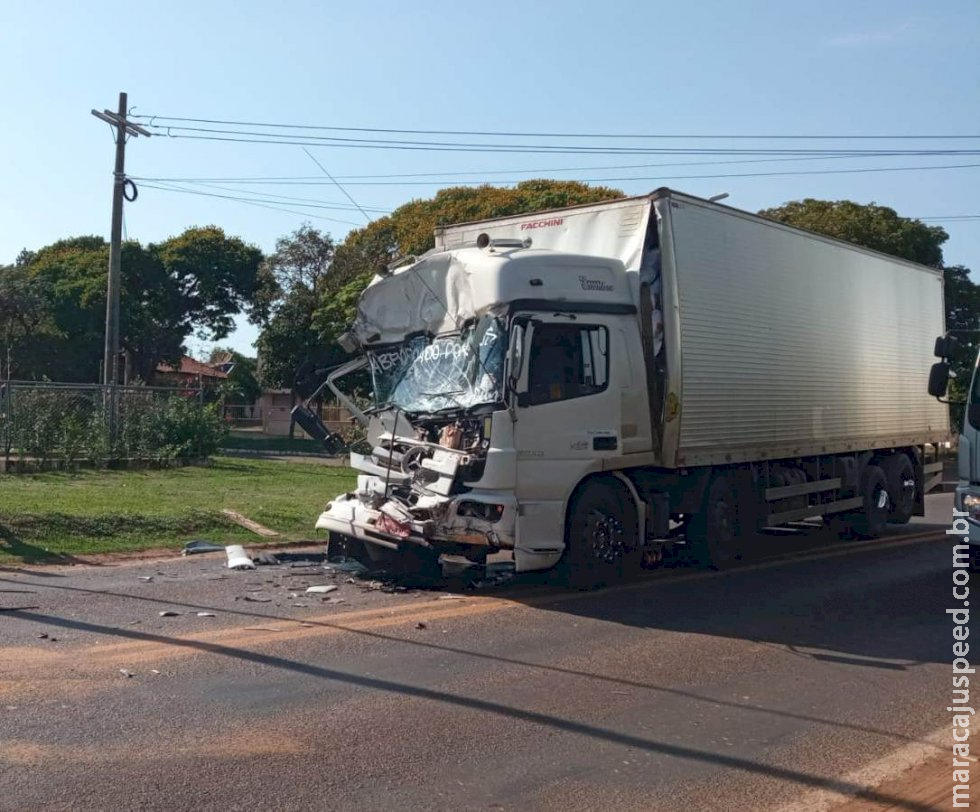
[5,604,941,812]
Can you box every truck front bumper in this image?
[315,489,517,554]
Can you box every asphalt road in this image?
[0,494,960,811]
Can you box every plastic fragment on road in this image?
[183,539,226,556]
[305,585,338,594]
[226,545,256,570]
[119,669,134,678]
[196,612,216,617]
[138,576,153,582]
[158,610,179,617]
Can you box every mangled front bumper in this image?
[315,479,517,553]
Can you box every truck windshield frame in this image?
[367,315,506,414]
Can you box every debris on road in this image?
[226,545,256,570]
[221,509,279,538]
[305,585,338,594]
[416,622,428,630]
[196,612,216,618]
[239,595,272,603]
[182,539,225,556]
[37,633,48,639]
[244,626,282,632]
[138,576,154,583]
[158,610,179,617]
[150,670,161,675]
[254,552,281,566]
[119,669,134,678]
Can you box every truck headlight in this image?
[962,493,980,521]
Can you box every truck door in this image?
[509,313,624,561]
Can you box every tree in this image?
[254,225,341,390]
[208,347,262,404]
[315,179,625,347]
[0,262,49,378]
[12,228,265,383]
[758,199,948,268]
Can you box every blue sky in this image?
[2,0,977,357]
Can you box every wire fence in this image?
[0,380,225,466]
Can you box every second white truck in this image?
[310,189,949,583]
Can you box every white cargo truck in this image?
[310,188,949,582]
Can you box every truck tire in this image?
[561,478,639,589]
[687,473,742,569]
[881,453,916,524]
[837,464,890,539]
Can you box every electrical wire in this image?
[137,182,364,226]
[133,161,980,188]
[144,126,980,156]
[126,152,932,185]
[163,180,389,213]
[130,114,980,141]
[302,147,372,223]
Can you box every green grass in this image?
[220,434,327,453]
[0,457,357,563]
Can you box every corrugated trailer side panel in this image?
[667,197,949,466]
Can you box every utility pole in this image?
[91,93,151,386]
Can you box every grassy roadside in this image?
[0,457,357,563]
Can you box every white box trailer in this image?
[435,189,949,468]
[313,189,949,580]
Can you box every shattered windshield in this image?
[368,316,505,413]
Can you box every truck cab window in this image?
[527,324,609,405]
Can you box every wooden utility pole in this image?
[91,93,151,385]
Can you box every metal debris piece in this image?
[119,669,134,678]
[150,670,161,675]
[138,576,154,582]
[196,612,216,618]
[37,633,48,640]
[158,610,179,617]
[226,545,256,570]
[305,585,338,594]
[183,539,225,556]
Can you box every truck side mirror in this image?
[928,361,951,398]
[934,335,958,359]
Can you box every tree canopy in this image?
[254,225,341,391]
[313,179,625,348]
[3,227,263,382]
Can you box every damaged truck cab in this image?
[315,189,949,582]
[316,242,642,574]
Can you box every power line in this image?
[127,152,935,185]
[302,147,372,224]
[136,161,980,188]
[143,125,980,156]
[137,182,364,226]
[165,180,389,212]
[130,114,980,141]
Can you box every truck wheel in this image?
[687,473,742,569]
[840,464,890,539]
[327,532,369,565]
[881,454,916,524]
[561,478,639,589]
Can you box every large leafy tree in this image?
[760,198,978,406]
[316,179,625,347]
[10,227,264,382]
[254,225,341,390]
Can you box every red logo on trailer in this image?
[520,217,564,231]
